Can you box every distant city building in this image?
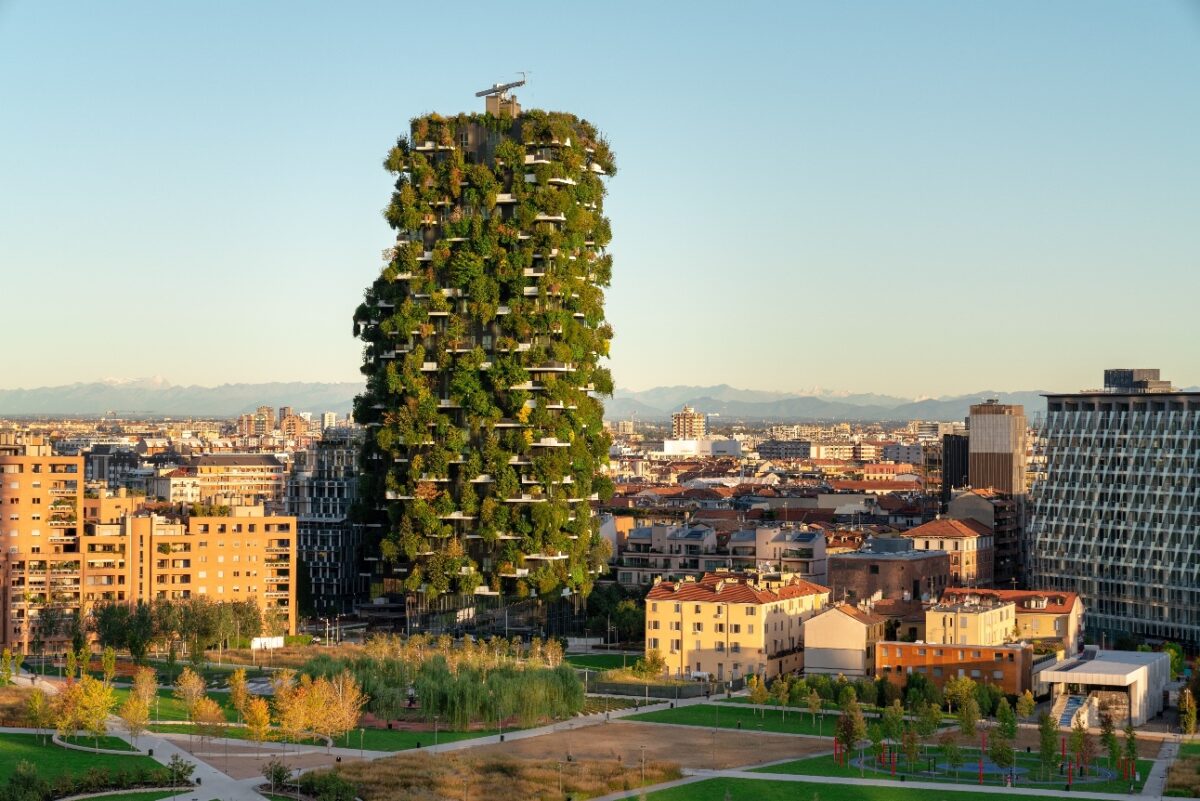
[671,406,707,440]
[1030,369,1200,647]
[757,439,811,460]
[186,453,286,511]
[286,429,364,611]
[941,433,970,495]
[968,400,1027,495]
[320,412,339,431]
[948,489,1020,587]
[882,442,923,464]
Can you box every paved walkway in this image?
[1142,737,1178,797]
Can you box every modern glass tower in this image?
[1029,369,1200,647]
[353,87,616,607]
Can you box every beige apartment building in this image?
[670,406,707,440]
[186,454,286,510]
[940,588,1084,654]
[802,603,887,677]
[924,598,1016,646]
[1,432,296,652]
[902,517,994,587]
[645,572,830,681]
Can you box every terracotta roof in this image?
[829,480,921,491]
[903,518,991,539]
[646,573,829,605]
[814,603,887,627]
[870,598,926,621]
[940,588,1080,615]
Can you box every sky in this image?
[1,1,1198,398]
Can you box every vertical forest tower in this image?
[353,88,616,606]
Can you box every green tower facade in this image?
[353,96,616,605]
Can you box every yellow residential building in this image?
[645,572,830,682]
[924,599,1016,646]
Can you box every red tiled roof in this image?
[940,588,1080,615]
[829,480,921,491]
[647,573,829,605]
[903,518,991,539]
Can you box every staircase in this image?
[1059,695,1085,727]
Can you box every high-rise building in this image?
[1030,369,1200,647]
[320,412,339,431]
[0,434,84,651]
[968,401,1027,495]
[671,406,706,439]
[352,88,617,603]
[287,428,364,611]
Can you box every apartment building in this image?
[902,517,994,587]
[645,572,830,681]
[802,603,887,677]
[82,488,144,524]
[1030,369,1200,647]
[827,535,950,603]
[671,406,707,440]
[0,435,84,651]
[756,439,811,460]
[83,506,297,636]
[947,489,1020,588]
[968,400,1028,496]
[940,587,1083,654]
[186,454,286,510]
[924,598,1016,646]
[876,641,1033,696]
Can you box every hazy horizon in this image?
[2,2,1197,396]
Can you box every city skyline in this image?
[2,2,1198,397]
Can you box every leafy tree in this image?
[988,734,1015,775]
[837,693,867,752]
[101,646,117,686]
[0,648,13,685]
[173,667,206,721]
[1123,721,1138,772]
[957,695,980,737]
[126,602,157,663]
[1162,642,1184,680]
[1015,689,1036,722]
[942,675,975,714]
[868,722,885,765]
[995,697,1017,739]
[1180,687,1197,735]
[837,683,858,709]
[245,696,273,752]
[133,666,157,709]
[881,699,905,745]
[939,731,964,778]
[166,754,195,789]
[771,676,790,715]
[193,697,226,744]
[228,668,250,723]
[807,688,823,733]
[1037,712,1058,780]
[26,688,53,744]
[328,670,368,745]
[77,675,115,749]
[1099,706,1119,767]
[902,726,920,770]
[91,603,130,652]
[787,677,809,707]
[262,758,291,794]
[54,679,84,738]
[118,694,150,747]
[748,674,770,712]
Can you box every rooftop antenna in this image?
[475,76,527,99]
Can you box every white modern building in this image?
[1039,647,1169,727]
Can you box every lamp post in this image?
[640,744,646,786]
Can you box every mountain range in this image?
[2,379,1193,422]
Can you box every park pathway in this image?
[1142,737,1178,797]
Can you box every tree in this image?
[1180,688,1197,736]
[1100,706,1119,767]
[748,674,770,713]
[837,683,857,709]
[245,696,272,753]
[262,757,291,794]
[939,731,964,778]
[989,734,1015,776]
[193,697,226,744]
[1037,712,1058,780]
[1123,721,1138,776]
[787,677,809,707]
[101,646,117,686]
[1162,642,1184,680]
[328,670,368,745]
[228,668,249,723]
[118,694,150,747]
[1069,718,1088,772]
[996,697,1017,739]
[274,671,309,743]
[126,601,156,663]
[173,666,207,721]
[943,675,975,714]
[771,676,790,717]
[837,694,867,750]
[54,679,84,738]
[77,675,115,749]
[4,760,48,801]
[868,722,885,765]
[881,700,905,746]
[26,688,53,744]
[133,666,157,708]
[957,695,980,738]
[91,603,130,652]
[1016,689,1036,722]
[807,688,823,734]
[166,754,195,790]
[901,726,920,770]
[0,648,12,685]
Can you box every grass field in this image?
[114,686,239,723]
[752,752,1153,794]
[147,722,495,752]
[1180,741,1200,758]
[645,777,1068,801]
[0,733,160,783]
[60,734,139,752]
[565,653,631,670]
[627,703,831,737]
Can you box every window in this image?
[992,670,1004,680]
[694,605,701,614]
[715,623,725,633]
[970,669,981,678]
[650,620,660,630]
[651,603,657,613]
[731,624,741,634]
[731,642,741,653]
[692,622,703,633]
[673,603,680,613]
[747,624,754,634]
[745,606,755,616]
[869,564,879,574]
[648,638,659,650]
[933,667,943,677]
[670,639,680,652]
[716,642,725,652]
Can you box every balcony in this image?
[266,546,291,555]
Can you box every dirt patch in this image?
[466,720,831,770]
[158,734,359,780]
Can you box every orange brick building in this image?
[875,640,1033,696]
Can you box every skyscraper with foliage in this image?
[353,91,616,605]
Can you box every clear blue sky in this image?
[2,1,1197,397]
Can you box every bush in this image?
[299,771,357,801]
[285,634,315,647]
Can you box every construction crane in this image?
[475,77,526,99]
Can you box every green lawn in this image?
[77,793,177,801]
[0,733,160,783]
[60,734,139,752]
[627,704,831,736]
[1180,741,1200,758]
[566,653,631,670]
[645,777,1068,801]
[751,752,1153,794]
[147,723,320,745]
